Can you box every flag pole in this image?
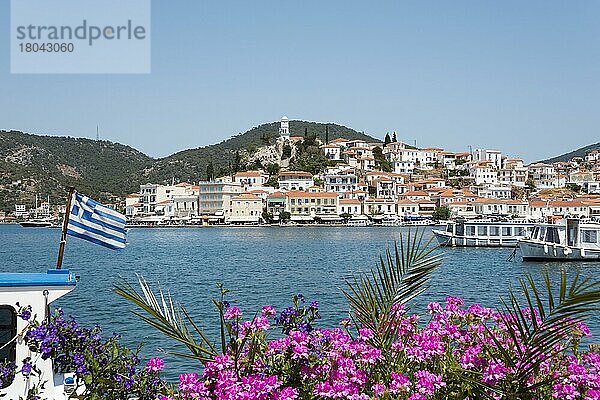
[56,187,75,270]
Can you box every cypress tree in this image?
[206,160,214,181]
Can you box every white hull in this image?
[519,240,600,261]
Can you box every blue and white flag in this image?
[66,192,127,250]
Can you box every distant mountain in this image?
[0,121,379,212]
[541,142,600,164]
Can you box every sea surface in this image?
[2,224,599,380]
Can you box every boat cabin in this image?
[433,220,536,247]
[0,269,77,399]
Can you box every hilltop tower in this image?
[279,116,290,141]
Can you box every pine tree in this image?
[325,125,329,143]
[304,127,308,138]
[392,131,397,143]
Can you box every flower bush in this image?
[3,293,600,399]
[157,295,600,400]
[3,236,600,399]
[2,305,167,400]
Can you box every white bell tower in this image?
[279,116,290,141]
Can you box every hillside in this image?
[0,121,379,212]
[541,142,600,164]
[146,120,379,183]
[0,130,152,210]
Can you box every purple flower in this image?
[20,358,32,376]
[146,357,165,372]
[224,306,242,320]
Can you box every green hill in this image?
[147,120,379,183]
[541,142,600,164]
[0,130,152,211]
[0,121,379,212]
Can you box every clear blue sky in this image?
[1,1,598,162]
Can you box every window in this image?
[502,227,512,236]
[582,230,598,244]
[466,226,476,236]
[477,226,488,236]
[490,226,500,236]
[546,227,561,244]
[0,306,16,363]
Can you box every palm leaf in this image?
[113,275,218,364]
[473,270,600,398]
[342,229,442,349]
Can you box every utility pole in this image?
[96,125,99,141]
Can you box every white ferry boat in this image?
[519,218,600,260]
[0,269,79,399]
[433,220,536,247]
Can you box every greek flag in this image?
[66,192,127,250]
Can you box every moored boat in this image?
[433,219,536,247]
[519,218,600,260]
[0,269,79,398]
[19,218,54,228]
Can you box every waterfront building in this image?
[229,193,263,224]
[416,200,437,216]
[138,183,192,215]
[285,190,339,222]
[278,171,314,191]
[125,193,142,218]
[527,199,591,219]
[396,199,419,217]
[447,201,478,219]
[14,204,27,218]
[198,181,242,221]
[365,198,396,216]
[173,193,199,219]
[338,198,362,216]
[266,191,287,219]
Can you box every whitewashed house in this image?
[229,193,263,224]
[278,171,314,191]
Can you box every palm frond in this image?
[113,275,218,364]
[342,229,442,349]
[475,270,600,397]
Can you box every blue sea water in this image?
[1,224,599,380]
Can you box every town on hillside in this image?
[4,116,600,225]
